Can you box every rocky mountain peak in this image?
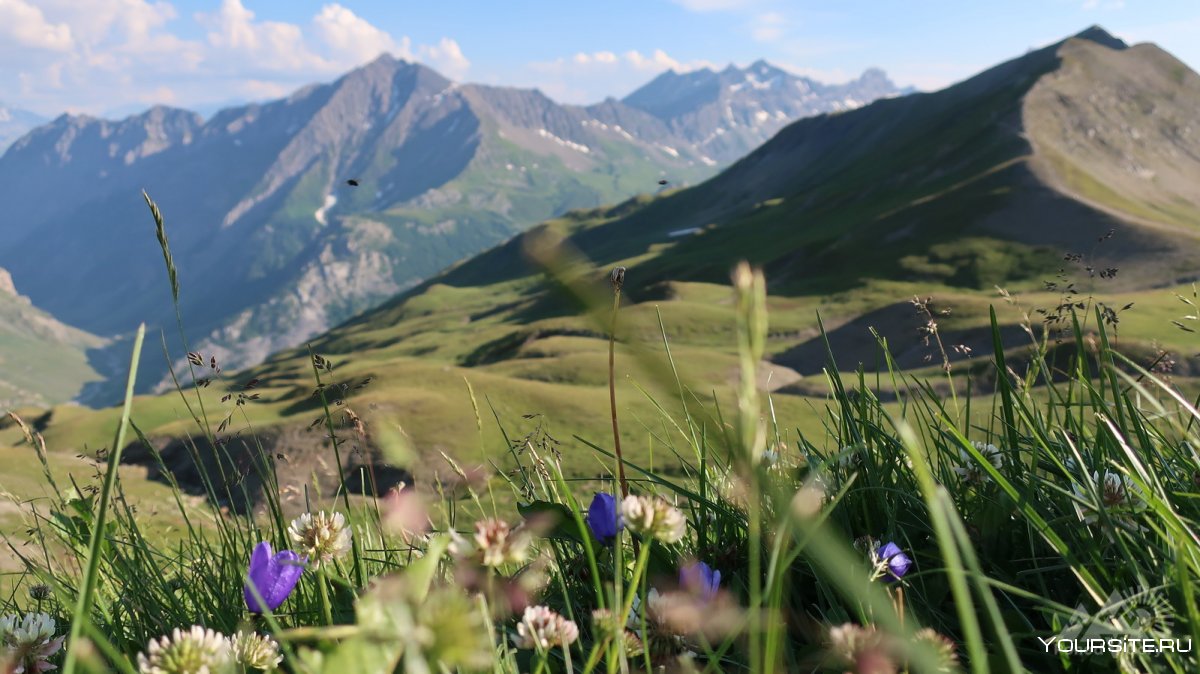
[0,267,16,296]
[1072,25,1128,51]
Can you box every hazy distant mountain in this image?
[0,56,906,404]
[621,61,910,162]
[0,104,46,153]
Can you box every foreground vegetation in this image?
[4,199,1200,671]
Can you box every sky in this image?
[2,0,1199,118]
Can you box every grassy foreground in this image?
[2,249,1200,672]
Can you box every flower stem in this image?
[317,569,333,625]
[619,540,654,640]
[562,641,575,674]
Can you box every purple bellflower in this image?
[244,541,305,613]
[876,542,912,583]
[680,561,721,601]
[586,493,622,544]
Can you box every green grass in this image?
[4,256,1200,672]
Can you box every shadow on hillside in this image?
[121,425,410,515]
[769,302,1031,376]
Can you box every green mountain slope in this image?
[8,27,1200,502]
[0,268,107,409]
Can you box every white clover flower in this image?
[827,623,891,670]
[137,626,234,674]
[472,518,532,568]
[230,631,281,671]
[953,441,1003,484]
[911,628,959,673]
[288,511,352,569]
[1073,469,1147,525]
[514,606,579,650]
[621,495,686,544]
[1,612,65,674]
[626,588,669,631]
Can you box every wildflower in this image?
[382,485,430,544]
[287,511,351,569]
[910,628,958,672]
[679,562,721,601]
[1,612,64,674]
[244,541,304,613]
[619,631,646,658]
[587,493,623,544]
[873,537,907,580]
[628,588,663,631]
[28,585,51,602]
[1073,469,1147,524]
[592,608,623,638]
[826,623,896,674]
[136,626,234,674]
[230,631,281,671]
[630,586,742,644]
[953,441,1003,484]
[473,518,532,568]
[514,606,579,650]
[621,495,686,544]
[856,537,912,583]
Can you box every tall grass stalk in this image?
[608,267,629,499]
[61,323,144,674]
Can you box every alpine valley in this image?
[4,27,1200,503]
[0,56,904,406]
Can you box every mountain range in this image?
[623,61,910,162]
[0,58,905,406]
[5,26,1198,502]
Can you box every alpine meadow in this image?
[2,6,1200,673]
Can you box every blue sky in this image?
[2,0,1198,117]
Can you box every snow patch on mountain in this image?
[315,194,337,225]
[536,128,590,153]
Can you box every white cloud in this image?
[623,49,683,71]
[3,1,471,116]
[418,37,471,80]
[573,50,618,65]
[522,49,715,103]
[312,3,403,66]
[750,12,786,42]
[0,0,73,51]
[196,0,325,72]
[40,0,176,46]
